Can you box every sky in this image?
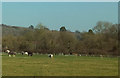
[2,2,118,32]
[1,0,120,2]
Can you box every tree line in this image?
[2,21,119,56]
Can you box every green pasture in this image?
[2,54,118,76]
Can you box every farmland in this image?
[2,54,118,76]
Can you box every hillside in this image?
[1,24,33,36]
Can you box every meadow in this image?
[2,54,118,76]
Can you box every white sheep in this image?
[25,52,28,55]
[6,50,10,53]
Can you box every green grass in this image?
[2,53,118,76]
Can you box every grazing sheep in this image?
[8,51,16,57]
[48,54,53,58]
[4,49,16,57]
[25,52,28,55]
[21,51,33,56]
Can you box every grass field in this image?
[2,54,118,76]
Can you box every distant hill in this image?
[0,24,34,36]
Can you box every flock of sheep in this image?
[4,49,105,58]
[5,49,54,58]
